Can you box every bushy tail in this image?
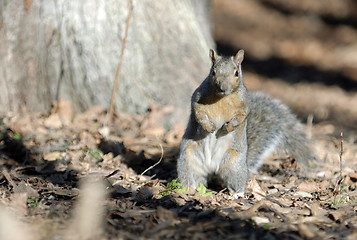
[246,91,317,172]
[281,123,317,171]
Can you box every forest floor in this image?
[0,97,357,239]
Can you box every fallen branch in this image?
[140,143,164,177]
[108,0,134,124]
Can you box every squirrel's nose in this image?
[218,81,229,93]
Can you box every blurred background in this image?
[1,0,357,133]
[213,0,357,134]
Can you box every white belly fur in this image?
[197,130,235,174]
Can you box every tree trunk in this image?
[0,0,214,125]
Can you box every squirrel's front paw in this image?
[201,121,215,133]
[223,116,239,133]
[196,112,216,133]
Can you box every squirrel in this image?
[177,49,315,196]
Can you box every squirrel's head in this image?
[209,49,244,96]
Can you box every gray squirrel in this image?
[177,49,315,196]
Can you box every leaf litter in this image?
[0,101,357,240]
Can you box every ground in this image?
[0,100,357,239]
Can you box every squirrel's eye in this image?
[235,70,239,77]
[212,70,216,76]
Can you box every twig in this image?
[2,169,17,189]
[104,169,122,188]
[140,143,164,177]
[108,0,134,123]
[218,188,227,195]
[339,132,343,182]
[333,132,344,194]
[149,174,157,180]
[105,169,121,179]
[255,192,289,208]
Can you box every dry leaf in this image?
[51,100,73,126]
[298,181,320,193]
[44,114,62,129]
[247,175,265,201]
[98,126,110,138]
[79,131,98,149]
[267,188,278,195]
[349,171,357,182]
[43,152,63,161]
[113,186,132,195]
[251,216,269,225]
[301,216,331,224]
[135,186,153,202]
[140,127,166,138]
[293,191,313,199]
[329,210,345,222]
[173,196,187,206]
[10,115,34,135]
[13,181,39,198]
[310,202,328,217]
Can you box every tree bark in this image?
[0,0,214,125]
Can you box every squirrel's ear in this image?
[234,49,244,65]
[209,49,218,64]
